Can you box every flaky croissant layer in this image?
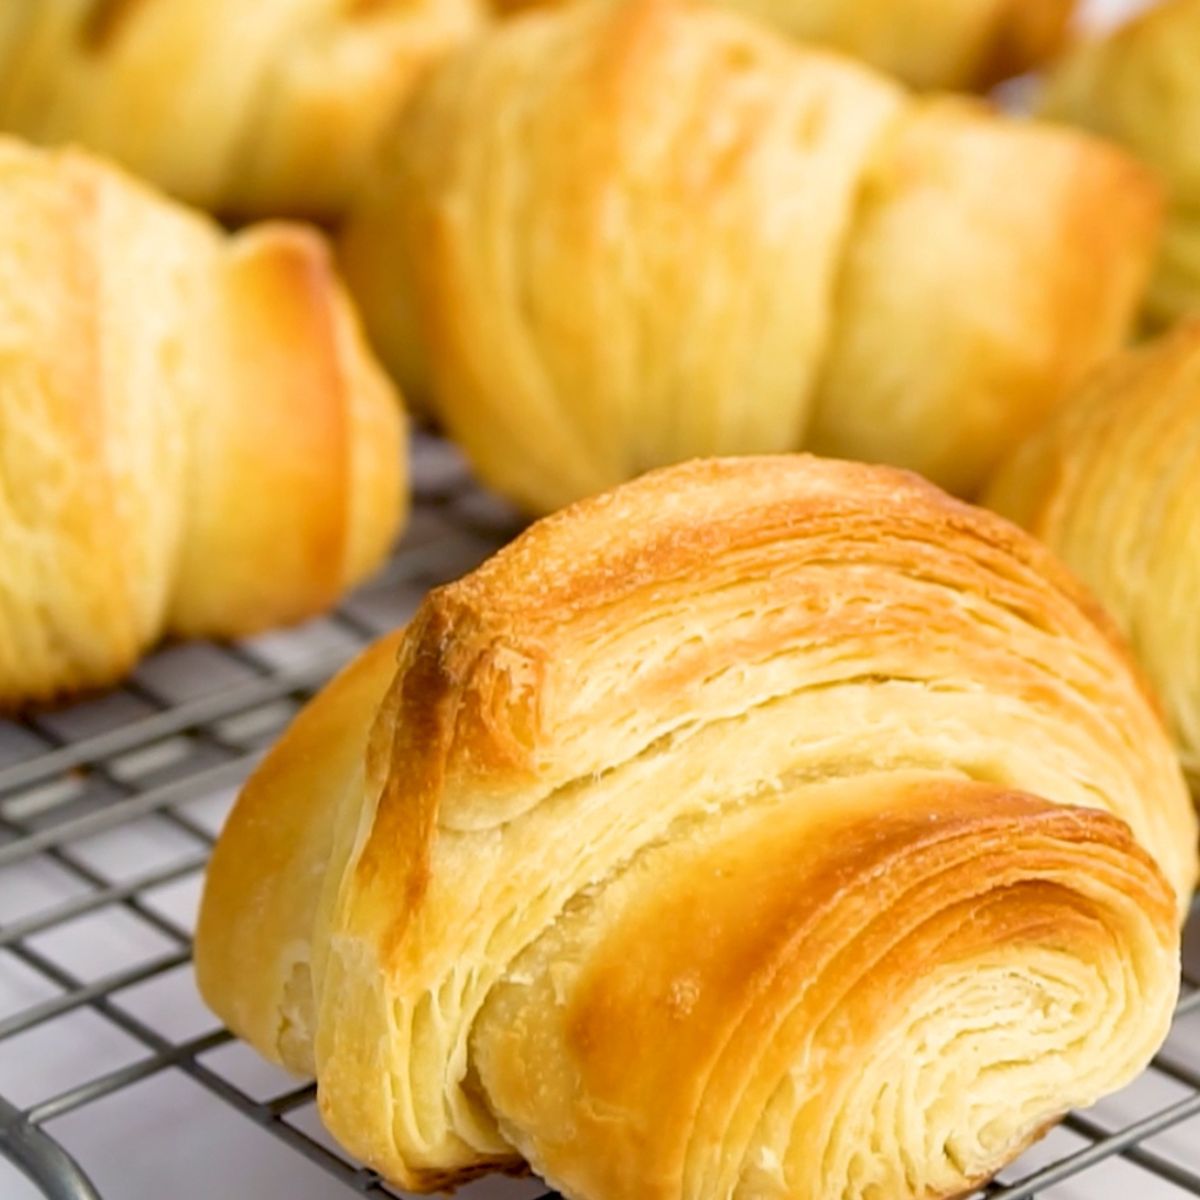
[987,320,1200,795]
[0,136,407,704]
[197,454,1193,1200]
[341,0,1160,513]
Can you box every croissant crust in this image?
[0,136,406,704]
[341,0,1161,511]
[197,454,1193,1200]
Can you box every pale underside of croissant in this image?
[491,0,1076,90]
[0,0,484,218]
[0,136,406,705]
[341,0,1161,515]
[987,319,1200,795]
[196,455,1195,1200]
[1041,0,1200,327]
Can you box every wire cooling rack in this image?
[0,433,1198,1200]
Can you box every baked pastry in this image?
[720,0,1075,88]
[1041,0,1200,326]
[0,136,406,705]
[340,0,1160,513]
[196,454,1195,1200]
[0,0,484,219]
[987,320,1200,794]
[491,0,1076,90]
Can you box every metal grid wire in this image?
[0,432,1198,1200]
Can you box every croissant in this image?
[987,320,1200,794]
[491,0,1076,90]
[340,0,1161,514]
[196,454,1195,1200]
[1041,0,1200,326]
[0,136,406,706]
[0,0,484,219]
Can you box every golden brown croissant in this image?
[492,0,1075,89]
[340,0,1161,513]
[987,320,1200,795]
[0,0,484,219]
[0,136,406,706]
[722,0,1075,87]
[196,454,1195,1200]
[1041,0,1200,327]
